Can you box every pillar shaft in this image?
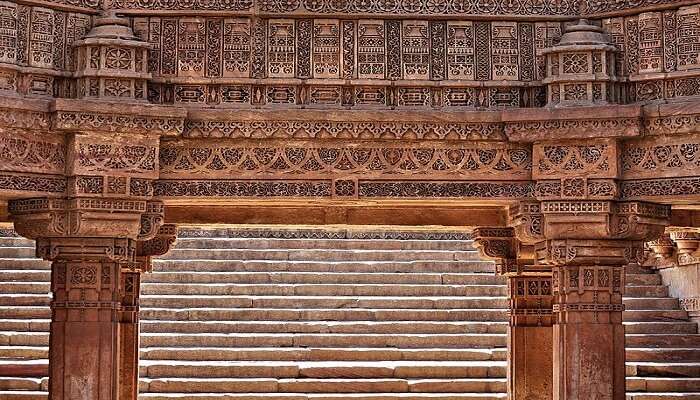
[49,258,124,400]
[119,271,141,400]
[508,274,553,400]
[552,264,625,400]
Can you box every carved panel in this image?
[491,22,518,81]
[402,20,430,80]
[222,18,251,78]
[184,119,505,140]
[268,19,295,78]
[446,21,474,80]
[622,137,700,179]
[297,19,312,79]
[534,141,616,180]
[341,20,355,79]
[0,3,17,65]
[638,12,664,73]
[677,5,700,70]
[313,19,340,78]
[358,20,385,79]
[178,19,206,77]
[29,7,54,69]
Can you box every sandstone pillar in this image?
[44,237,132,400]
[508,273,553,400]
[119,224,177,400]
[536,201,670,400]
[9,198,168,400]
[473,227,553,400]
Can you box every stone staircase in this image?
[0,227,699,400]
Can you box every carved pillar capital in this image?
[128,223,177,273]
[9,197,164,245]
[669,229,700,265]
[472,227,520,275]
[540,200,670,242]
[647,233,676,260]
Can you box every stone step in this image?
[162,249,481,262]
[138,296,509,310]
[139,361,506,381]
[0,377,45,391]
[626,335,700,348]
[0,248,35,258]
[141,272,505,286]
[0,392,46,400]
[141,348,507,362]
[630,363,700,378]
[0,259,49,270]
[626,286,670,298]
[139,321,508,335]
[628,377,700,392]
[0,283,49,294]
[174,238,476,251]
[0,346,47,360]
[0,320,49,332]
[0,332,47,346]
[140,378,506,394]
[0,238,34,247]
[627,274,663,286]
[628,349,700,362]
[624,322,698,335]
[624,298,680,310]
[141,284,509,297]
[139,333,507,349]
[0,307,49,319]
[0,360,47,377]
[141,308,509,322]
[0,271,49,282]
[623,310,690,322]
[139,393,508,400]
[152,260,495,274]
[0,295,49,307]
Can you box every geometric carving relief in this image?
[159,140,532,180]
[534,141,617,180]
[677,5,700,71]
[0,132,65,174]
[622,136,700,179]
[108,0,582,15]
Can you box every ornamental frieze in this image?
[183,119,506,140]
[0,132,65,175]
[159,140,532,180]
[154,179,534,199]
